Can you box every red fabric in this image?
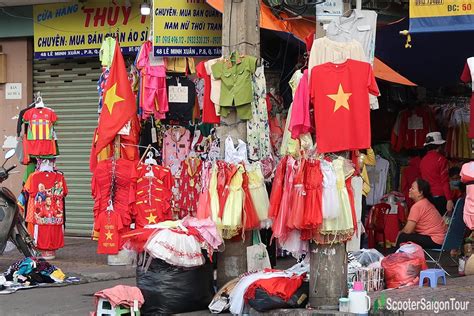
[196,61,220,124]
[93,211,124,255]
[302,160,323,229]
[218,162,237,220]
[305,31,315,53]
[242,170,260,230]
[346,177,358,234]
[91,159,137,226]
[121,228,158,253]
[95,285,144,309]
[460,61,474,138]
[36,225,64,250]
[310,59,379,153]
[94,42,137,154]
[287,159,306,230]
[175,158,203,219]
[391,108,436,152]
[401,156,421,209]
[23,107,58,160]
[24,171,68,225]
[244,274,305,302]
[268,156,288,220]
[420,150,452,200]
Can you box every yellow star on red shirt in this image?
[146,213,157,224]
[105,230,113,240]
[327,83,352,112]
[104,83,124,114]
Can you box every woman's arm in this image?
[401,220,416,234]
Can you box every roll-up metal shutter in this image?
[33,58,100,236]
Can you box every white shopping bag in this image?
[246,230,271,272]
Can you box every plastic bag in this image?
[136,256,214,314]
[247,282,309,312]
[351,249,385,268]
[396,242,428,270]
[381,252,424,288]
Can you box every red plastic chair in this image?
[365,203,391,250]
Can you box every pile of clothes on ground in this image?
[1,257,70,294]
[209,261,310,314]
[122,217,223,314]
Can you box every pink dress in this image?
[196,161,212,219]
[289,69,312,138]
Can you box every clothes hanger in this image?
[144,151,158,166]
[35,92,45,108]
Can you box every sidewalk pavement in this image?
[0,237,135,284]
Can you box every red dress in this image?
[287,159,306,230]
[242,169,260,230]
[268,156,288,220]
[175,157,202,218]
[302,160,323,230]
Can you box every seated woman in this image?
[396,179,447,249]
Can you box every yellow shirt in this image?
[165,57,196,74]
[360,148,376,196]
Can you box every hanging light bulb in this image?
[140,1,151,16]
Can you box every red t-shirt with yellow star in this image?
[310,59,379,153]
[93,211,123,254]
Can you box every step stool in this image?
[96,298,140,316]
[419,269,446,288]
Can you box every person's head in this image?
[409,178,432,202]
[38,183,45,192]
[45,196,52,207]
[424,132,445,152]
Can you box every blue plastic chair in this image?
[423,198,466,276]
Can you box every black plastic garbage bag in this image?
[248,281,309,312]
[136,256,214,315]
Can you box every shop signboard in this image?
[152,0,222,57]
[409,0,474,33]
[33,1,150,59]
[316,0,344,21]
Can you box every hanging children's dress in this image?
[196,161,212,220]
[287,159,306,230]
[302,159,323,230]
[320,159,341,220]
[221,164,245,239]
[320,158,354,238]
[246,162,270,224]
[175,157,202,219]
[242,169,260,230]
[272,157,296,241]
[209,163,220,224]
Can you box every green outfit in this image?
[99,37,116,68]
[211,52,257,120]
